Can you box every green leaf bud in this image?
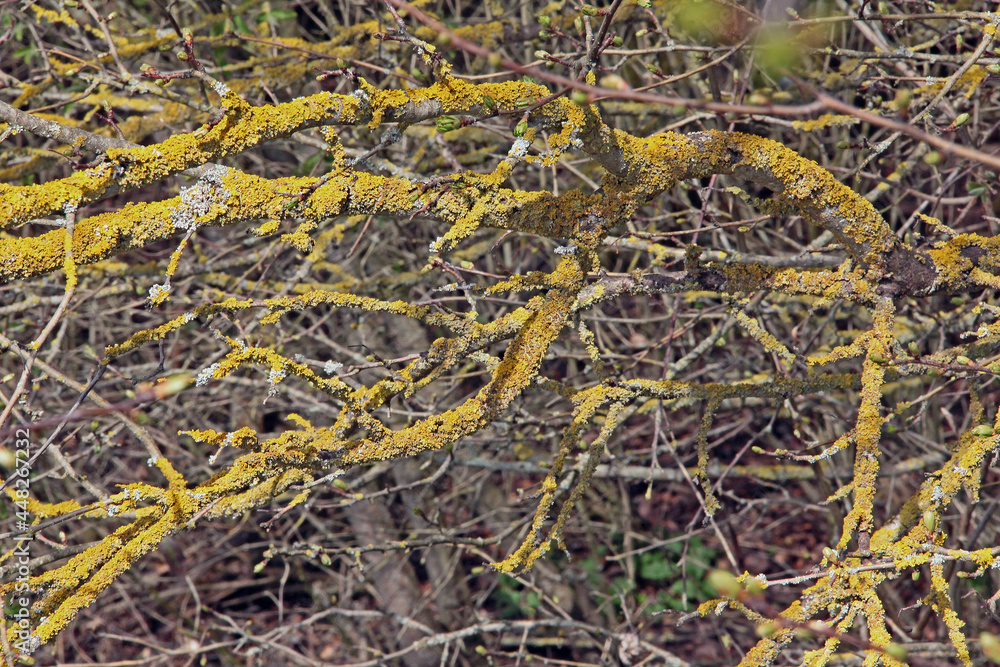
[154,373,192,399]
[893,88,911,111]
[884,644,908,662]
[599,74,627,90]
[436,116,457,133]
[757,622,777,637]
[980,632,1000,664]
[706,569,741,598]
[923,151,943,165]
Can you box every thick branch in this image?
[583,128,939,295]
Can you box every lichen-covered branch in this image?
[4,7,1000,665]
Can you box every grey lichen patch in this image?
[169,164,232,231]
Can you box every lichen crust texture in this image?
[5,18,1000,667]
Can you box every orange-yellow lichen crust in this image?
[11,36,1000,660]
[802,600,865,667]
[493,370,870,574]
[0,166,590,284]
[492,387,633,573]
[728,299,797,367]
[581,128,898,273]
[693,398,722,516]
[0,89,353,228]
[0,77,580,286]
[725,414,1000,667]
[791,114,860,132]
[0,431,316,647]
[340,257,584,465]
[835,300,894,552]
[3,75,914,293]
[926,232,1000,292]
[928,560,972,666]
[0,74,551,239]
